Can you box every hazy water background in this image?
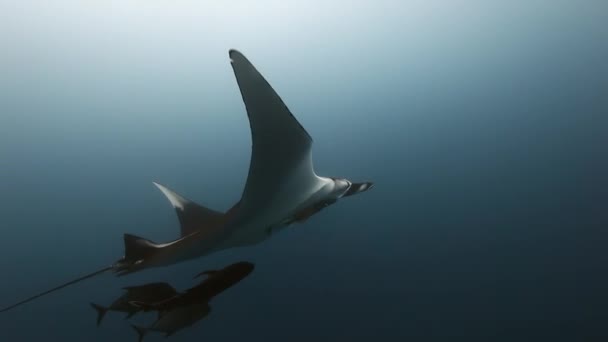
[0,1,607,341]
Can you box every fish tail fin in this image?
[90,302,108,327]
[131,324,147,342]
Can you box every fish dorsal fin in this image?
[123,234,160,261]
[153,182,225,237]
[229,50,324,221]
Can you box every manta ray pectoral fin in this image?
[228,49,325,221]
[153,182,225,237]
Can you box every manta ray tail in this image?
[90,302,108,326]
[153,182,225,237]
[131,324,148,342]
[0,266,112,314]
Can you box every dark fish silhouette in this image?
[135,261,254,312]
[90,282,177,326]
[130,262,254,341]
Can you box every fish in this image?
[132,262,254,312]
[90,282,177,326]
[129,262,254,342]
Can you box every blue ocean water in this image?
[1,1,606,341]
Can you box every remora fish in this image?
[130,262,254,342]
[90,282,177,326]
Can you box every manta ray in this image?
[0,49,373,313]
[113,50,373,275]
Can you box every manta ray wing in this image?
[228,49,324,221]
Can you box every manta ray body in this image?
[0,49,372,313]
[114,50,373,275]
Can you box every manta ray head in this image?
[290,178,373,223]
[342,180,374,197]
[327,178,374,203]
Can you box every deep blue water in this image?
[1,1,607,341]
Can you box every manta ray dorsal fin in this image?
[123,234,160,261]
[229,49,324,220]
[153,182,224,237]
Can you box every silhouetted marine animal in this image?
[130,262,255,341]
[90,282,177,326]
